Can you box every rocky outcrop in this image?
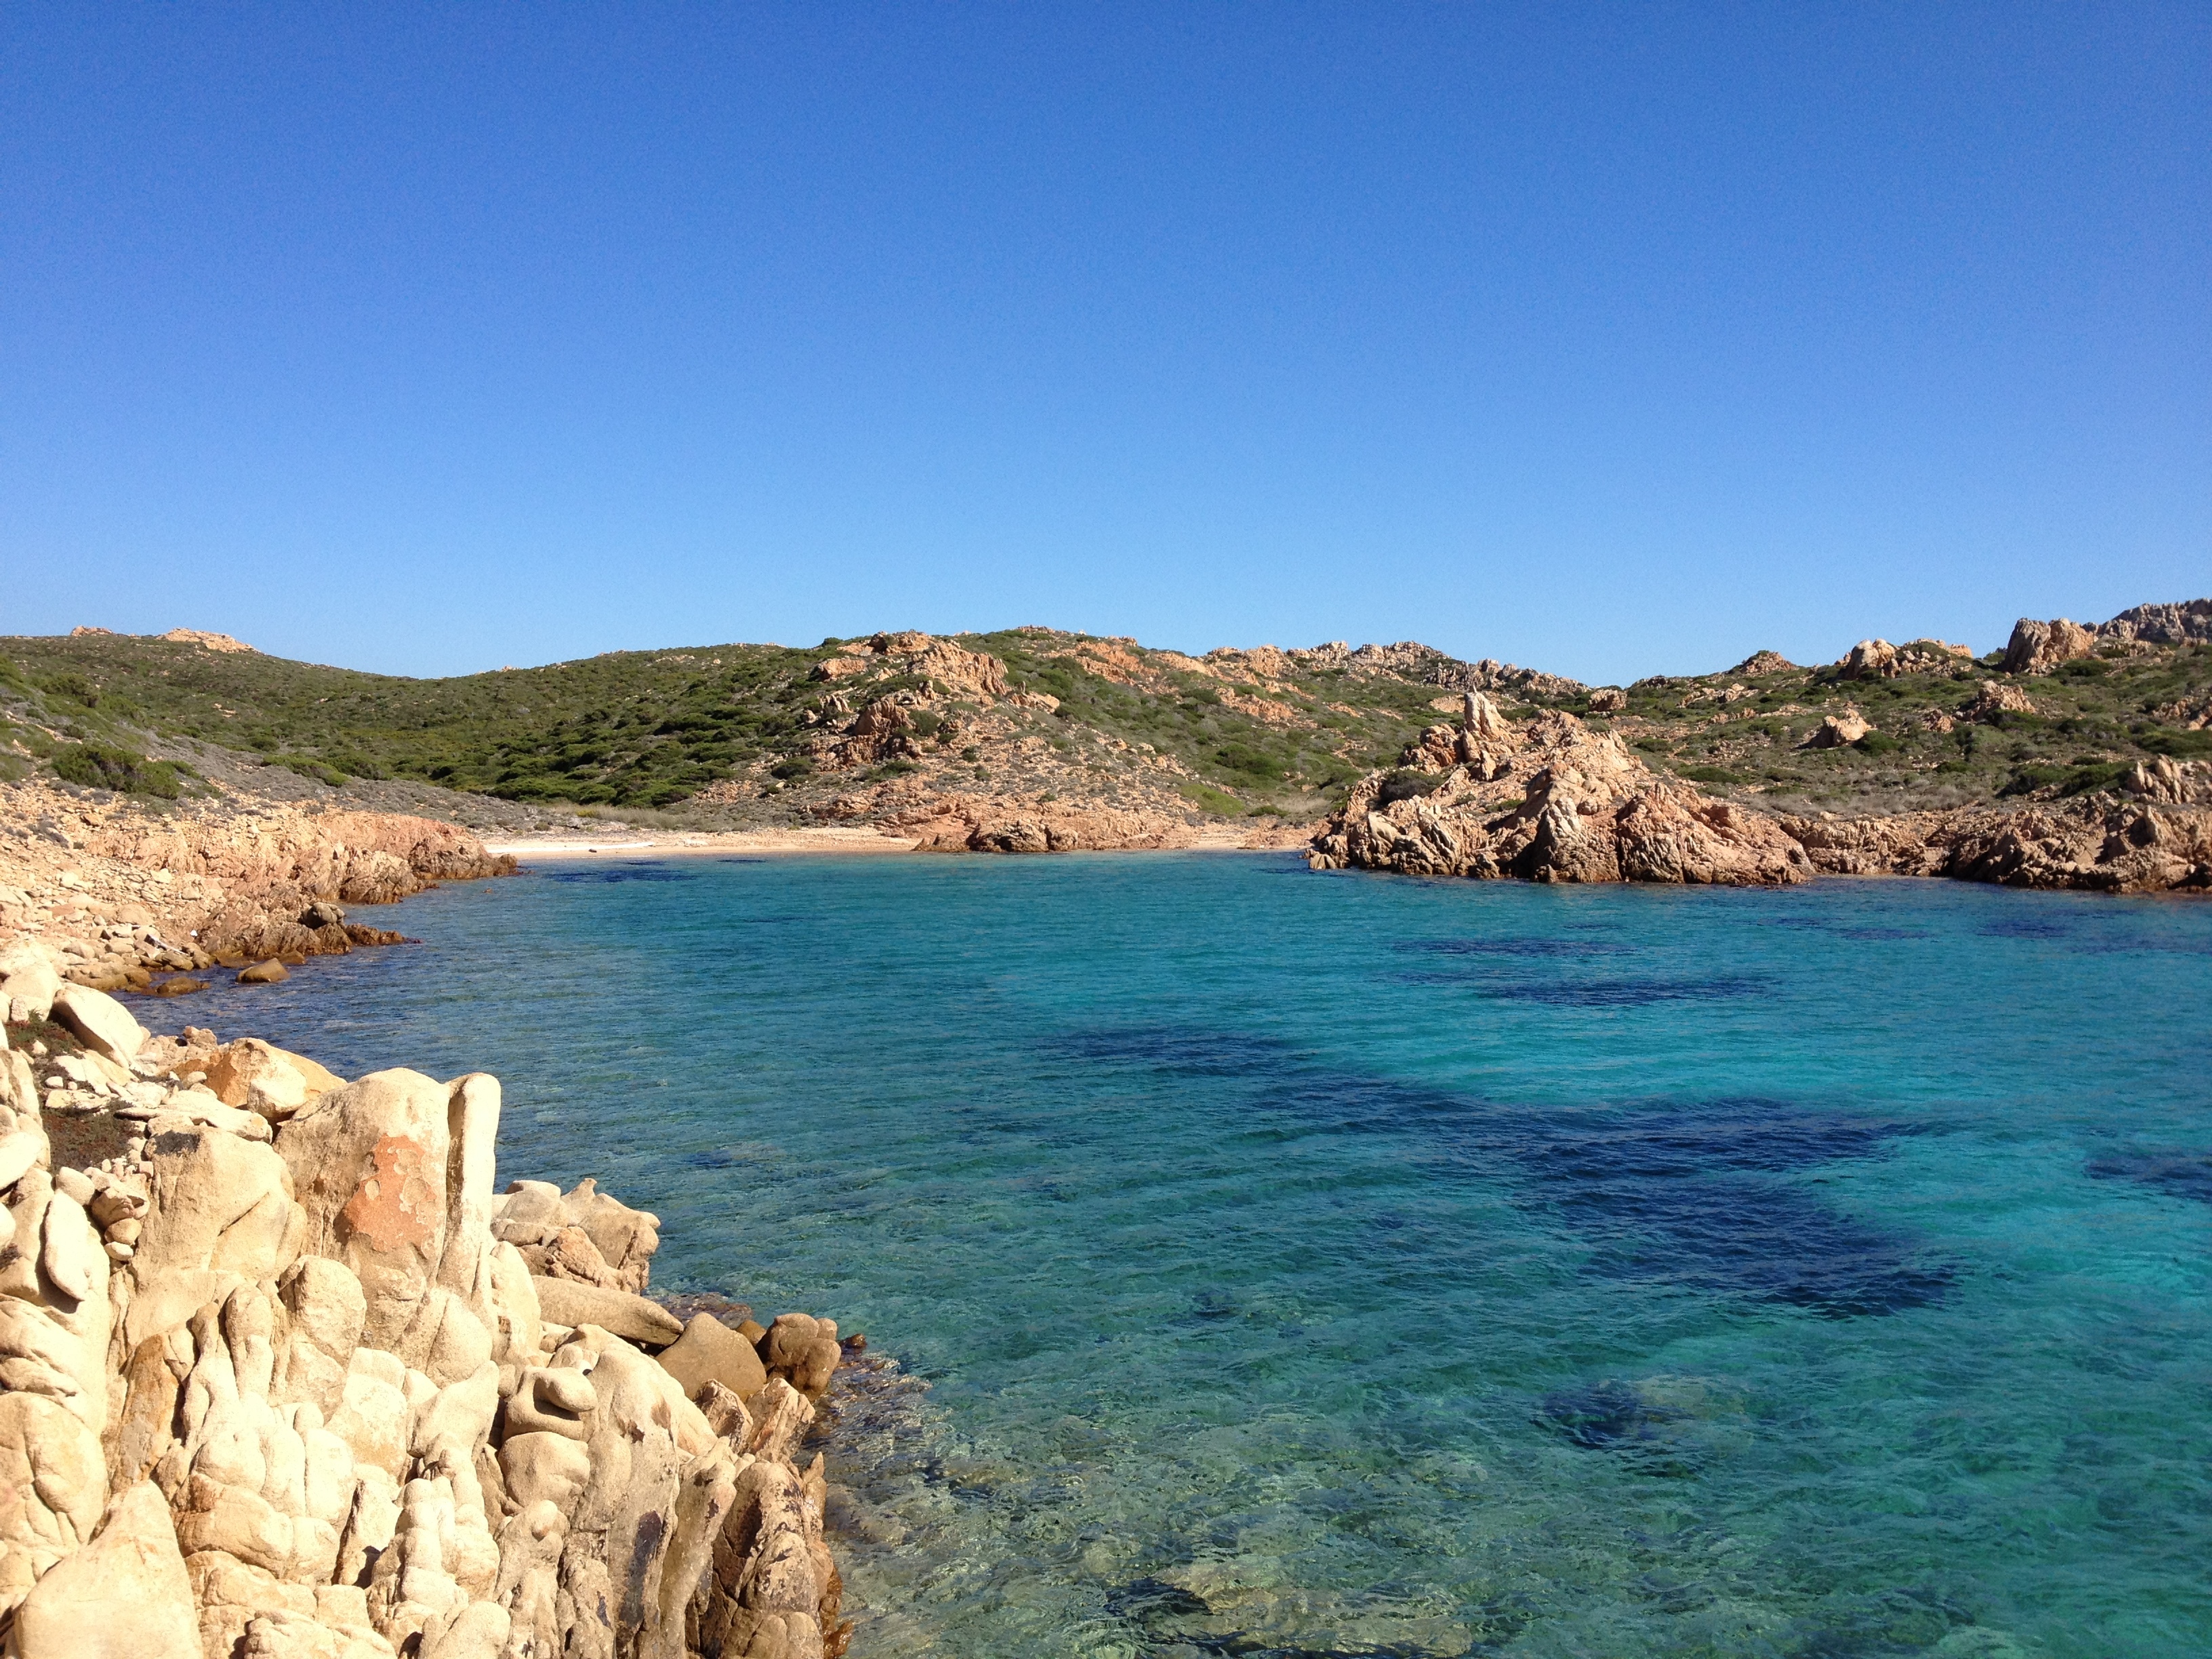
[895,795,1204,854]
[2100,599,2212,647]
[0,782,515,994]
[1835,638,1973,679]
[1801,712,1872,750]
[0,994,853,1659]
[1961,680,2036,722]
[490,1179,660,1294]
[88,807,514,964]
[1779,800,2212,892]
[2124,756,2212,807]
[809,632,1011,706]
[159,630,256,655]
[2001,617,2098,676]
[1311,697,1811,886]
[1728,651,1796,676]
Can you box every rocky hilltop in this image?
[0,962,854,1659]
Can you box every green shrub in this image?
[34,672,100,708]
[2142,729,2212,758]
[2001,761,2130,799]
[1177,780,1244,815]
[49,741,181,798]
[1214,741,1282,781]
[1676,763,1747,784]
[268,754,348,787]
[770,757,814,779]
[1853,732,1902,756]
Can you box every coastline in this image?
[1,940,860,1659]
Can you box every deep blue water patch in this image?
[1458,975,1765,1006]
[2086,1148,2212,1206]
[1051,1025,1950,1317]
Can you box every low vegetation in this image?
[3,619,2206,822]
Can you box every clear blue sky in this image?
[3,4,2205,682]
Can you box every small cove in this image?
[131,853,2212,1658]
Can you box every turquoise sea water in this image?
[129,854,2212,1658]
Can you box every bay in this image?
[147,853,2212,1658]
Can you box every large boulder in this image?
[490,1177,659,1293]
[529,1277,682,1347]
[655,1313,769,1404]
[203,1040,346,1124]
[1801,712,1872,749]
[1,959,62,1027]
[275,1070,503,1368]
[2001,616,2097,675]
[6,1481,199,1658]
[47,984,146,1070]
[0,1393,107,1620]
[128,1119,301,1294]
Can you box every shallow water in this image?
[133,855,2212,1658]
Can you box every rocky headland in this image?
[1311,692,2211,892]
[0,781,516,996]
[0,961,856,1659]
[1309,694,1816,886]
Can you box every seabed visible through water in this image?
[129,852,2212,1658]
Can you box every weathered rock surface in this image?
[491,1177,660,1293]
[2001,616,2098,676]
[2100,598,2212,647]
[893,794,1207,854]
[1311,697,1812,886]
[1961,680,2036,722]
[0,781,514,994]
[0,1019,851,1659]
[1836,638,1973,680]
[1780,800,2212,892]
[1801,712,1873,750]
[7,1480,200,1658]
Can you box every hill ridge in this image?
[3,600,2208,834]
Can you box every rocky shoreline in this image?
[0,966,857,1659]
[1310,693,2212,893]
[1,780,517,996]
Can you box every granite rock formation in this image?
[1309,694,1812,886]
[0,782,514,994]
[2001,617,2099,676]
[0,989,851,1659]
[1780,788,2212,892]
